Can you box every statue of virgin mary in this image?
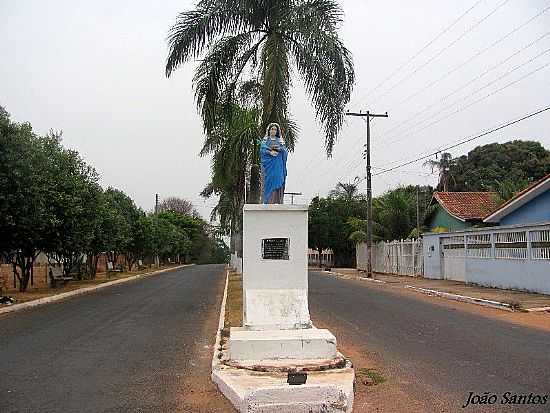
[260,122,287,204]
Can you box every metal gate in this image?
[440,235,466,282]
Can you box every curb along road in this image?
[0,264,193,316]
[404,285,514,311]
[326,270,524,312]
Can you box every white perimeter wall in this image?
[423,223,550,294]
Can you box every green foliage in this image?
[165,0,355,155]
[309,194,368,267]
[0,106,229,289]
[446,140,550,194]
[308,184,432,266]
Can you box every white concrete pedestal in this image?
[242,204,311,330]
[214,204,354,413]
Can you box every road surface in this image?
[0,264,233,413]
[309,270,550,412]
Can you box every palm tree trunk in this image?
[249,163,261,204]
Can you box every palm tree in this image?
[424,152,454,191]
[200,102,262,258]
[166,0,355,202]
[375,190,415,241]
[329,177,362,202]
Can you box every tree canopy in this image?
[442,140,550,194]
[0,106,228,291]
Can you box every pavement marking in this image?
[0,264,193,316]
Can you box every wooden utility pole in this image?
[416,185,421,239]
[346,110,388,278]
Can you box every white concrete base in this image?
[230,328,337,361]
[212,363,354,413]
[243,289,311,330]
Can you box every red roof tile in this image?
[433,192,500,221]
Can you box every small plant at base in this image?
[356,368,385,385]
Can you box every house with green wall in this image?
[425,192,500,232]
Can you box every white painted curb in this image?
[525,306,550,313]
[405,285,514,311]
[0,264,193,316]
[212,267,229,370]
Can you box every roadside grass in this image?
[356,367,386,385]
[223,271,243,338]
[1,265,181,306]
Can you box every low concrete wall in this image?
[423,222,550,294]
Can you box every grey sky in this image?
[1,0,549,220]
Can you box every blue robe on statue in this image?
[260,137,288,204]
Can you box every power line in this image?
[381,57,550,147]
[364,0,512,106]
[388,4,550,111]
[351,0,484,106]
[372,105,550,176]
[381,42,550,142]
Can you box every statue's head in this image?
[266,123,281,139]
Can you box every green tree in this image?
[166,0,355,201]
[101,188,138,268]
[329,177,363,202]
[125,213,153,271]
[446,141,550,192]
[38,131,102,277]
[0,109,45,290]
[200,103,261,259]
[308,197,333,266]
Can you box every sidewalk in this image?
[325,268,550,311]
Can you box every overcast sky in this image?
[1,0,549,220]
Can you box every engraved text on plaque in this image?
[261,238,290,260]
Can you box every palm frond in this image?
[284,0,354,155]
[166,0,264,77]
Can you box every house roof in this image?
[432,192,500,222]
[484,173,550,223]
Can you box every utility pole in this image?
[416,185,421,239]
[346,110,388,278]
[154,193,159,268]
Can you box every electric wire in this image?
[389,4,550,111]
[371,105,550,176]
[381,31,550,139]
[363,0,512,107]
[381,46,550,145]
[381,58,550,148]
[351,0,484,106]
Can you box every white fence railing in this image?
[424,223,550,294]
[357,239,423,276]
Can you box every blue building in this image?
[484,173,550,225]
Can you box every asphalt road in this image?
[309,271,550,412]
[0,264,233,413]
